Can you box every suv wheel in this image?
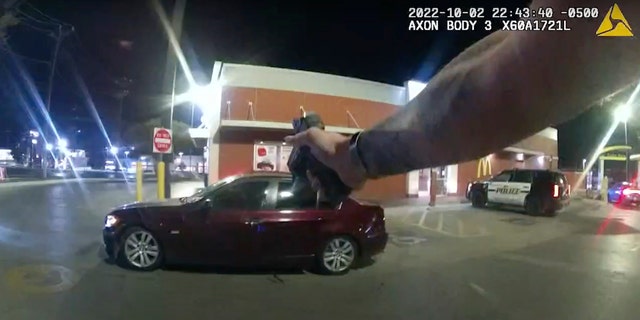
[471,192,486,208]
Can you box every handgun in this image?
[287,112,352,206]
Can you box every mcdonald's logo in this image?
[477,157,492,178]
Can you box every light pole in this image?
[43,25,73,178]
[155,0,188,199]
[614,104,632,181]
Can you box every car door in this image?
[252,178,333,264]
[509,170,533,206]
[185,178,272,266]
[486,170,513,204]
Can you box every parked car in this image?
[607,181,640,206]
[103,172,388,275]
[466,169,571,216]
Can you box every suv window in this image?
[512,170,533,183]
[491,171,512,182]
[210,180,270,210]
[275,180,332,210]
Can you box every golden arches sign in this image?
[599,145,632,161]
[477,157,492,178]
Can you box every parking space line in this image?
[497,253,584,273]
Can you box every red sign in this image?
[153,128,173,154]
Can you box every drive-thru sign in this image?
[153,127,172,154]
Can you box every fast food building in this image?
[190,62,558,201]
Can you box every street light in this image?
[176,83,220,127]
[45,143,53,151]
[614,104,632,181]
[58,139,68,149]
[110,146,119,155]
[124,151,130,158]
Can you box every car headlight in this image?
[105,215,119,228]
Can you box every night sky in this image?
[0,0,633,169]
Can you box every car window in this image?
[512,171,533,183]
[275,180,333,210]
[490,171,512,182]
[210,180,270,211]
[531,171,551,183]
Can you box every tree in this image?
[0,11,19,41]
[121,118,194,155]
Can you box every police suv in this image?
[466,169,571,217]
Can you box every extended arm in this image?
[356,0,640,178]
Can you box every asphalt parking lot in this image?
[1,181,639,320]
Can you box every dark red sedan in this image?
[103,172,388,275]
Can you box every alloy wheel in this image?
[123,230,160,269]
[322,238,356,273]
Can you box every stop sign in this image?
[153,127,173,154]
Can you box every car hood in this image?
[114,198,184,211]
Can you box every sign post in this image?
[153,128,172,200]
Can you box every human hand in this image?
[284,127,367,191]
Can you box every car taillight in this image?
[553,184,560,198]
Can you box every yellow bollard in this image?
[601,176,608,201]
[157,161,165,200]
[136,162,143,202]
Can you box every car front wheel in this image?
[118,227,163,271]
[317,236,358,275]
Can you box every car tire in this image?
[117,227,164,271]
[316,236,358,275]
[471,191,486,208]
[525,197,542,216]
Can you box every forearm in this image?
[355,31,511,177]
[356,0,640,178]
